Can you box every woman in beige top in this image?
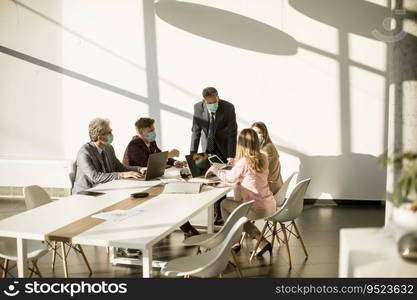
[251,122,283,195]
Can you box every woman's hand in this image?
[205,166,216,178]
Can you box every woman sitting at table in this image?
[251,121,283,195]
[205,128,275,257]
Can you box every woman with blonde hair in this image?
[251,121,283,195]
[206,128,275,257]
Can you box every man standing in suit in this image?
[190,87,238,224]
[73,118,143,194]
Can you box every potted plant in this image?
[380,151,417,230]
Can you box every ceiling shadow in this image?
[154,0,298,55]
[289,0,389,40]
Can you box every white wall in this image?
[0,0,389,199]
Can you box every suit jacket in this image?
[190,99,237,161]
[122,136,176,167]
[72,142,138,194]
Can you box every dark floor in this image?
[0,199,385,278]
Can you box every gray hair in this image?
[88,118,110,142]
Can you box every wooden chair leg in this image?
[230,250,243,278]
[271,222,277,249]
[292,220,308,257]
[77,245,92,275]
[61,242,69,278]
[2,259,9,278]
[239,232,247,246]
[280,223,292,269]
[32,260,42,278]
[249,222,268,262]
[52,241,57,269]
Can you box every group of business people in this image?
[72,87,283,258]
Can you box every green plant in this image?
[379,151,417,211]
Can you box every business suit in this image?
[190,99,237,162]
[190,99,238,222]
[72,142,138,194]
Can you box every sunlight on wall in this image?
[349,66,386,157]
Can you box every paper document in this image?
[188,177,220,184]
[164,182,202,194]
[92,208,144,222]
[159,178,182,184]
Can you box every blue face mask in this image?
[146,131,156,143]
[105,133,113,145]
[258,134,264,145]
[206,101,219,113]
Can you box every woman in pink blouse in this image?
[206,128,276,257]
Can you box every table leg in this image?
[16,238,28,278]
[142,246,153,278]
[207,204,214,234]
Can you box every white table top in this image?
[0,167,229,247]
[339,227,417,277]
[73,185,230,248]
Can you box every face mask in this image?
[258,134,264,144]
[206,101,219,113]
[105,133,113,145]
[146,131,156,143]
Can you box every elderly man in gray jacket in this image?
[72,118,143,194]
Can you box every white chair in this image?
[274,172,298,207]
[162,217,248,278]
[23,185,92,277]
[183,200,254,277]
[0,237,48,278]
[250,178,311,269]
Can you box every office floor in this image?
[0,199,385,278]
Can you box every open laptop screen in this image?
[185,153,211,178]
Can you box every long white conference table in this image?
[0,168,231,278]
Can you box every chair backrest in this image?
[190,217,247,277]
[267,178,311,223]
[68,160,77,192]
[201,200,254,249]
[274,172,298,206]
[23,185,52,210]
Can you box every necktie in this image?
[206,113,215,154]
[101,151,109,172]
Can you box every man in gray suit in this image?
[190,87,238,224]
[72,118,143,194]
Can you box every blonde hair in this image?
[235,128,266,172]
[88,118,110,142]
[251,121,272,148]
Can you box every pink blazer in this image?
[212,157,275,210]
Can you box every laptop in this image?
[185,153,221,184]
[141,151,169,181]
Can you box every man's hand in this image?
[174,161,186,168]
[168,149,180,158]
[139,167,147,175]
[119,171,143,179]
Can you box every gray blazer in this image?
[72,142,138,194]
[190,99,237,160]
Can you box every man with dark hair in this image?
[123,117,199,239]
[190,87,238,225]
[123,117,184,168]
